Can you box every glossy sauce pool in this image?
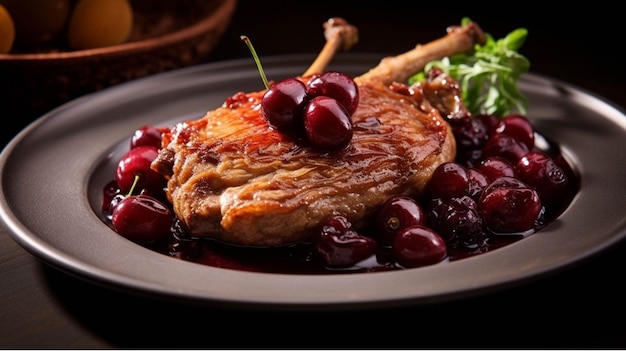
[142,227,526,274]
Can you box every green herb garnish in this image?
[409,17,530,117]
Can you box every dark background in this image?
[2,2,624,146]
[1,1,625,348]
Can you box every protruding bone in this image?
[303,18,485,86]
[302,17,359,77]
[356,23,485,85]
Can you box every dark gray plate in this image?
[2,54,626,311]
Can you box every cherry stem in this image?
[126,174,140,197]
[241,35,270,89]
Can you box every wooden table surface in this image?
[2,1,625,348]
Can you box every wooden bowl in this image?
[0,0,237,122]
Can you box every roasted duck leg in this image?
[152,19,485,246]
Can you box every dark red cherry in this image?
[516,151,569,208]
[426,196,484,248]
[478,177,542,233]
[307,71,359,116]
[102,180,121,214]
[427,162,470,199]
[391,225,447,268]
[467,168,489,200]
[477,156,516,183]
[494,114,535,150]
[482,133,530,164]
[546,154,578,219]
[131,125,164,149]
[261,78,309,131]
[111,194,173,242]
[315,215,377,267]
[107,193,126,219]
[456,148,484,169]
[375,196,426,244]
[475,113,501,135]
[452,117,490,152]
[453,118,488,168]
[303,96,353,150]
[115,146,166,194]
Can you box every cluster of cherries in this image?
[261,71,359,150]
[314,113,577,269]
[101,72,578,273]
[103,125,173,243]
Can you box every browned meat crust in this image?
[153,78,455,246]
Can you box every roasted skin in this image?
[152,20,483,246]
[154,78,456,246]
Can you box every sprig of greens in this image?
[409,18,530,117]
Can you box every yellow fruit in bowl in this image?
[0,4,14,53]
[0,0,70,49]
[67,0,133,50]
